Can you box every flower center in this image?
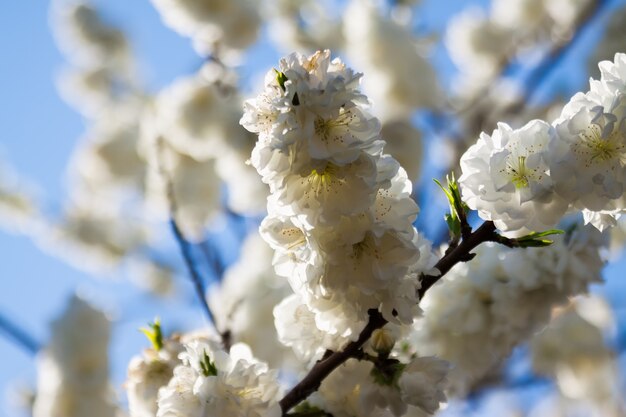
[573,123,626,168]
[506,155,533,189]
[314,109,356,144]
[306,164,342,196]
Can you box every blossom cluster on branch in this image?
[459,53,626,234]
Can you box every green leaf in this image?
[516,229,564,241]
[433,178,454,206]
[199,350,218,377]
[274,69,288,91]
[445,213,461,239]
[515,229,564,247]
[517,239,556,248]
[434,173,469,239]
[139,318,163,351]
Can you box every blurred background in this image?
[1,0,626,416]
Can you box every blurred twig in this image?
[0,311,40,355]
[155,137,231,350]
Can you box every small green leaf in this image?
[515,229,564,247]
[517,239,556,248]
[139,318,163,351]
[199,350,218,377]
[516,229,564,241]
[433,178,454,206]
[274,69,288,91]
[434,173,469,239]
[445,213,461,239]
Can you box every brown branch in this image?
[279,221,499,414]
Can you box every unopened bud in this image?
[371,328,395,355]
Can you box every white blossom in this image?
[397,357,449,415]
[550,91,626,213]
[157,340,281,417]
[459,120,567,235]
[127,338,183,417]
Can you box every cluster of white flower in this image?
[459,53,626,235]
[343,0,440,121]
[446,0,592,94]
[156,340,282,417]
[265,0,344,54]
[242,49,436,355]
[241,50,450,416]
[308,356,449,417]
[530,296,620,409]
[33,296,118,417]
[150,0,260,62]
[411,224,605,394]
[143,62,267,225]
[51,0,137,118]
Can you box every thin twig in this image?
[279,221,499,414]
[155,137,231,349]
[0,311,40,355]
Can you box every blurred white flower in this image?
[127,337,183,417]
[413,224,605,395]
[150,0,260,61]
[51,0,130,69]
[33,296,117,417]
[344,0,441,119]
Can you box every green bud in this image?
[274,69,288,91]
[139,318,163,351]
[199,350,218,377]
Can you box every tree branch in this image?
[279,221,499,414]
[168,218,230,349]
[0,310,40,356]
[155,136,231,350]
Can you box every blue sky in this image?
[1,0,626,415]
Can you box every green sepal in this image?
[139,318,163,351]
[370,360,406,388]
[199,350,218,377]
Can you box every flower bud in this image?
[371,328,395,355]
